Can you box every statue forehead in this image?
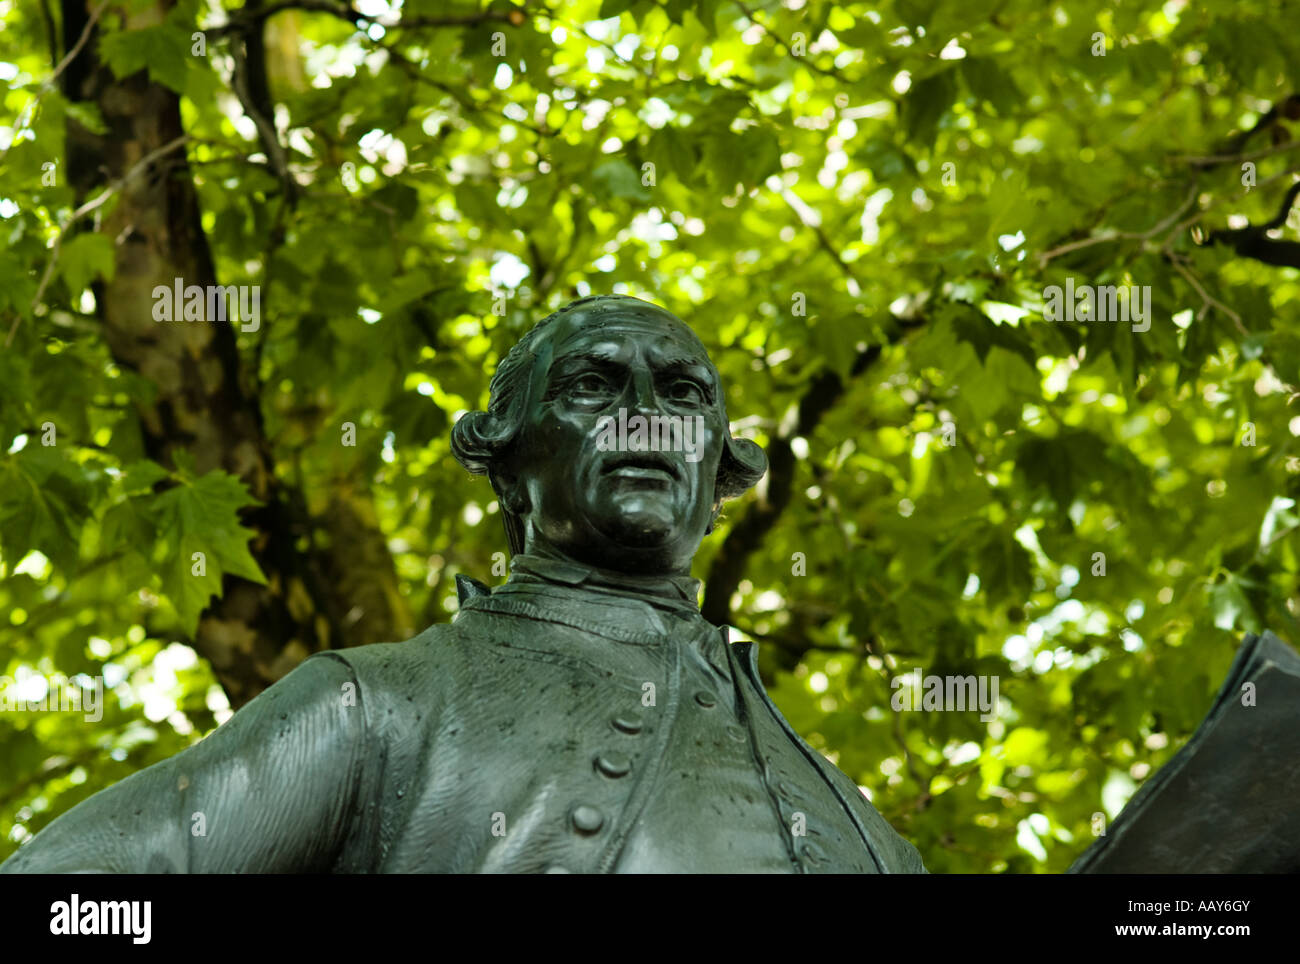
[545,299,710,362]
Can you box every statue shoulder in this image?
[304,620,479,700]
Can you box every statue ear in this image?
[492,468,530,516]
[488,467,529,555]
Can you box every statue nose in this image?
[625,372,660,414]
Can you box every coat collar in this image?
[458,553,728,674]
[507,553,703,614]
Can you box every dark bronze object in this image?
[1069,630,1300,873]
[1,295,927,874]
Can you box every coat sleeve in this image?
[0,652,367,874]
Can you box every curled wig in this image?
[450,295,768,554]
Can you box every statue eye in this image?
[668,378,707,405]
[569,373,612,397]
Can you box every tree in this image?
[1,0,1297,873]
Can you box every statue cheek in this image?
[703,427,726,465]
[528,417,581,465]
[549,410,599,442]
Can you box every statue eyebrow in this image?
[544,347,716,396]
[540,349,621,401]
[657,354,712,372]
[552,347,623,366]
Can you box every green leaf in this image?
[1209,575,1259,633]
[591,158,652,201]
[147,470,266,633]
[902,68,957,144]
[977,526,1034,603]
[65,102,109,136]
[0,448,99,574]
[58,233,115,295]
[961,58,1021,114]
[119,460,170,495]
[599,0,639,17]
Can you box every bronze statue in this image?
[1,294,927,874]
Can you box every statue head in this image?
[451,294,767,576]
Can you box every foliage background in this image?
[2,0,1298,872]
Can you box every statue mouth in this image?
[601,453,682,485]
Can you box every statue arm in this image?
[0,652,367,874]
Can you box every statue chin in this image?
[591,497,682,549]
[597,517,672,551]
[525,511,683,571]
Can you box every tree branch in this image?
[734,0,849,80]
[9,134,191,347]
[1192,94,1300,169]
[228,5,298,209]
[207,1,522,37]
[701,316,923,625]
[1205,178,1300,270]
[0,0,110,165]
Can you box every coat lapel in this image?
[726,635,890,872]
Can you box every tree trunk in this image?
[59,0,409,706]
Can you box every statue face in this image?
[505,301,726,575]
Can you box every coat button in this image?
[611,712,643,734]
[694,690,717,708]
[725,724,747,743]
[595,751,632,778]
[571,805,604,834]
